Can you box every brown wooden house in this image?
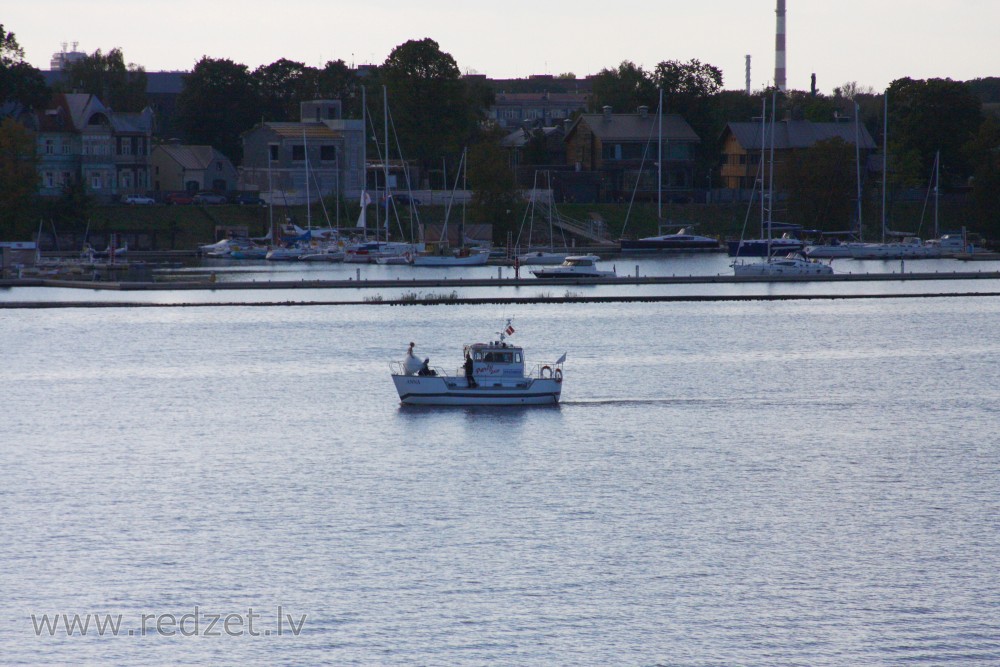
[563,106,700,203]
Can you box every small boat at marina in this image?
[390,320,565,405]
[517,250,570,265]
[299,246,346,262]
[621,228,722,253]
[411,247,489,266]
[732,253,833,276]
[531,255,616,278]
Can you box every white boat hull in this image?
[412,252,489,266]
[392,374,561,405]
[733,257,833,276]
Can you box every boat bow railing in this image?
[529,361,565,379]
[390,361,450,377]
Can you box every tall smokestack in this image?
[745,55,752,94]
[775,0,787,91]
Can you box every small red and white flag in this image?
[504,324,515,336]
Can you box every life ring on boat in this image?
[554,368,563,383]
[540,365,552,378]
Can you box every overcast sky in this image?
[7,1,997,93]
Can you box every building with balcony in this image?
[34,93,154,201]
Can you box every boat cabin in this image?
[465,341,526,379]
[562,255,599,267]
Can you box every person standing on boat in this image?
[464,352,477,388]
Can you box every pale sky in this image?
[6,1,998,93]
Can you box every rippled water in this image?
[2,299,999,664]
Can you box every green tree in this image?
[0,24,49,109]
[253,58,316,121]
[779,137,858,229]
[467,137,518,242]
[60,48,147,111]
[653,59,722,111]
[315,59,362,117]
[887,77,982,185]
[176,57,259,162]
[378,39,486,173]
[965,115,1000,237]
[0,117,38,236]
[590,61,655,113]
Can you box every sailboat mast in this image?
[383,85,390,243]
[361,85,367,237]
[303,129,311,231]
[267,146,274,244]
[882,91,888,244]
[934,150,940,239]
[855,102,863,242]
[760,97,767,239]
[657,88,663,223]
[768,92,776,246]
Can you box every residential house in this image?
[490,91,588,130]
[563,106,701,203]
[152,142,238,193]
[719,118,877,191]
[34,93,154,201]
[500,125,567,184]
[240,100,365,204]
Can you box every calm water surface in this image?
[2,299,999,665]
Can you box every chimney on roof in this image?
[602,105,612,119]
[775,0,787,92]
[638,105,649,118]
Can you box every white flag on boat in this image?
[555,352,567,365]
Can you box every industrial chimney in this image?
[745,55,752,94]
[775,0,787,91]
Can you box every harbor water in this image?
[2,296,1000,664]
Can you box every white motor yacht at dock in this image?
[531,255,616,278]
[390,321,565,405]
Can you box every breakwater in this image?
[4,270,1000,291]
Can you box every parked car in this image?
[233,192,265,206]
[165,192,194,205]
[122,194,155,205]
[193,192,227,205]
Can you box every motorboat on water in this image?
[390,321,566,405]
[531,255,616,279]
[200,238,256,258]
[732,254,834,276]
[299,246,346,262]
[517,250,570,265]
[621,228,721,253]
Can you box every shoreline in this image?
[3,270,1000,291]
[3,291,1000,309]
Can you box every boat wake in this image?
[561,397,730,407]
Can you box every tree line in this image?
[1,20,999,237]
